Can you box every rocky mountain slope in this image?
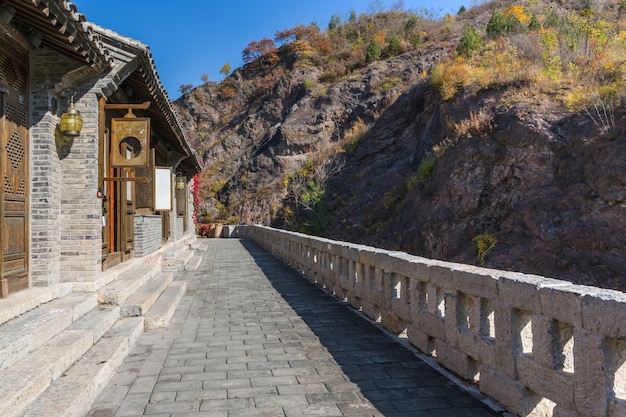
[175,0,626,291]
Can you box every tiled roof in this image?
[3,0,111,71]
[87,22,201,174]
[3,0,201,174]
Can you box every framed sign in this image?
[154,166,172,211]
[111,117,150,167]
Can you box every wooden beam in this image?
[0,279,8,299]
[103,177,149,184]
[103,101,151,110]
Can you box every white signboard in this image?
[154,166,172,211]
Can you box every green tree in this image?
[528,15,541,31]
[458,5,467,14]
[486,9,507,38]
[328,14,341,31]
[366,38,382,62]
[387,35,403,57]
[457,24,483,58]
[405,15,418,31]
[219,63,232,77]
[349,9,357,23]
[544,10,559,28]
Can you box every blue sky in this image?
[72,0,472,99]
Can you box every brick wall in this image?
[29,49,106,285]
[134,215,163,257]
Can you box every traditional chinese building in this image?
[0,1,202,415]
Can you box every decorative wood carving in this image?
[111,111,150,168]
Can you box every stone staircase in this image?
[0,239,207,417]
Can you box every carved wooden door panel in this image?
[0,70,29,297]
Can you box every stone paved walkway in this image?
[87,239,502,417]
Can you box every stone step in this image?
[190,240,209,251]
[0,304,121,417]
[97,260,161,306]
[20,317,144,417]
[184,254,203,271]
[120,272,174,317]
[0,283,73,327]
[162,247,195,272]
[144,281,186,330]
[0,292,97,370]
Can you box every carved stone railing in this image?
[236,225,626,417]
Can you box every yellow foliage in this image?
[504,5,529,24]
[430,58,473,100]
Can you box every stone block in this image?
[517,353,574,409]
[385,251,431,282]
[390,297,410,323]
[573,328,608,417]
[531,315,558,369]
[539,283,586,327]
[582,289,626,338]
[144,282,186,330]
[457,330,496,369]
[360,300,380,322]
[494,303,518,379]
[434,340,477,381]
[552,406,584,417]
[609,399,626,417]
[443,290,460,348]
[427,263,454,289]
[452,266,498,299]
[381,311,405,335]
[498,272,565,312]
[346,294,361,311]
[407,324,434,355]
[480,367,526,417]
[415,310,446,341]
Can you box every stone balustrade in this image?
[236,225,626,417]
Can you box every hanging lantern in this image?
[175,172,186,190]
[59,93,83,136]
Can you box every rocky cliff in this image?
[175,2,626,291]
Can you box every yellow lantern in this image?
[59,94,83,136]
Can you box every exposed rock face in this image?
[175,28,626,292]
[322,85,626,290]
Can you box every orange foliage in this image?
[504,5,529,24]
[242,38,276,63]
[374,30,386,46]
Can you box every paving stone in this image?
[87,239,500,417]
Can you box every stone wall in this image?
[237,225,626,417]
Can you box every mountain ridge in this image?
[174,0,626,291]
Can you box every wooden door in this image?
[122,167,135,254]
[0,75,29,297]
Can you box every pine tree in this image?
[366,39,382,62]
[457,24,482,58]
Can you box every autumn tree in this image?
[274,23,331,55]
[220,63,232,77]
[201,73,208,83]
[179,83,193,94]
[242,38,276,63]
